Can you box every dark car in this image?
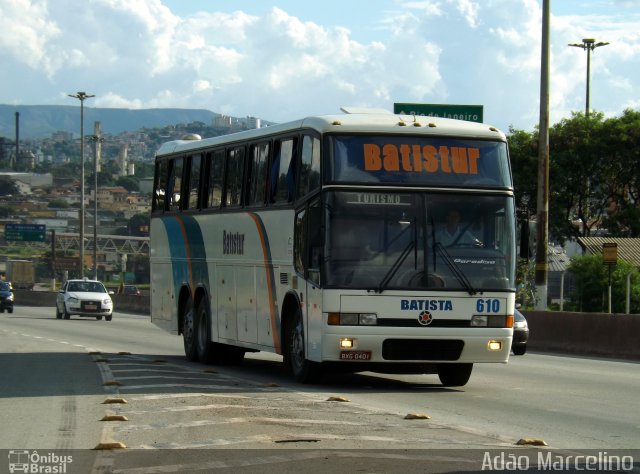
[123,285,141,296]
[0,281,15,313]
[512,309,529,355]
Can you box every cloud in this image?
[0,0,638,132]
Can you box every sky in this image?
[0,0,639,133]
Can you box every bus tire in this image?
[195,298,218,364]
[182,298,198,362]
[285,309,321,383]
[437,363,473,387]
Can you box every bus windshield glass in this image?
[329,135,511,188]
[323,191,515,291]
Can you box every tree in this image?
[116,176,139,192]
[567,253,640,313]
[548,112,611,244]
[0,176,19,196]
[508,126,538,218]
[47,199,70,209]
[600,109,640,236]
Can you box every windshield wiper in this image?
[434,243,477,295]
[373,240,415,294]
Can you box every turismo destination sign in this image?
[394,103,484,123]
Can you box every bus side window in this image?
[152,159,168,212]
[270,137,297,204]
[186,153,202,210]
[247,142,270,206]
[298,135,321,199]
[169,157,184,211]
[224,147,245,207]
[206,150,224,208]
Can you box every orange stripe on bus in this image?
[247,213,281,353]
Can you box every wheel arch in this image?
[280,290,302,357]
[177,284,209,335]
[177,285,192,335]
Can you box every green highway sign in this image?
[4,223,47,242]
[394,103,484,123]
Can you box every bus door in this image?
[295,198,323,361]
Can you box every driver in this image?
[436,209,480,247]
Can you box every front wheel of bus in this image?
[286,310,321,383]
[183,298,198,362]
[437,363,473,387]
[196,299,218,364]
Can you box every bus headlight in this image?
[328,313,377,326]
[471,315,488,327]
[471,315,512,328]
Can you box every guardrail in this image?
[10,290,640,361]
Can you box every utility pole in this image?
[535,0,550,310]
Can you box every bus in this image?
[150,109,516,386]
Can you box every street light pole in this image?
[68,92,95,278]
[568,38,609,118]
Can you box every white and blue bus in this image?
[150,110,516,386]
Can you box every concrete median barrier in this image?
[12,290,150,316]
[523,310,640,361]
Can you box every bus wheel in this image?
[286,310,321,383]
[437,363,473,387]
[195,299,218,364]
[182,298,198,362]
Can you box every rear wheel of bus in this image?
[437,363,473,387]
[182,298,198,362]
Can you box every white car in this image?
[56,279,114,321]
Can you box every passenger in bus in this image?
[436,209,482,247]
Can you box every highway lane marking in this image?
[117,383,259,391]
[136,434,273,449]
[128,393,252,401]
[113,375,226,381]
[112,416,366,432]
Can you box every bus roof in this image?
[155,111,507,157]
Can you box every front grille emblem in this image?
[418,310,433,326]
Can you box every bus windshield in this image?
[323,191,515,292]
[329,135,511,188]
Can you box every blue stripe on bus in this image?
[161,215,210,303]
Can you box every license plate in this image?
[85,304,97,310]
[340,350,372,361]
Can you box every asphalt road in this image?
[1,306,638,473]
